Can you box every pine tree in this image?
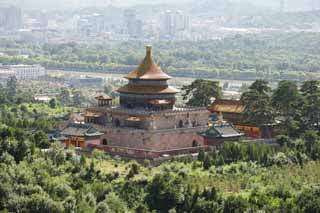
[198,149,205,161]
[203,154,212,170]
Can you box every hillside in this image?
[225,10,320,29]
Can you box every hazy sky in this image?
[2,0,316,11]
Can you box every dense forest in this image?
[0,77,320,212]
[1,32,320,81]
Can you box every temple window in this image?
[192,140,198,147]
[178,120,183,128]
[115,119,120,127]
[102,139,108,145]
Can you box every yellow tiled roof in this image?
[210,99,244,114]
[125,46,171,80]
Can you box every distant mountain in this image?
[190,0,270,16]
[225,10,320,29]
[188,0,319,17]
[240,0,318,12]
[11,0,192,10]
[6,0,319,13]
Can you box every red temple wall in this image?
[111,111,210,130]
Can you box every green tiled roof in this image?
[203,123,244,138]
[61,123,103,137]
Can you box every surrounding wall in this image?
[101,126,207,151]
[111,110,210,130]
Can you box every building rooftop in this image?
[108,105,209,115]
[203,122,244,139]
[84,110,104,118]
[60,123,103,137]
[95,94,112,100]
[209,99,244,114]
[124,45,171,80]
[149,99,172,105]
[117,84,178,94]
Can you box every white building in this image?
[0,64,46,80]
[77,14,106,37]
[0,5,22,31]
[123,9,143,39]
[160,10,190,40]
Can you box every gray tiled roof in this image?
[204,123,244,138]
[61,123,103,137]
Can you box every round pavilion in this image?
[117,45,179,110]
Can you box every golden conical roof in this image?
[125,45,171,80]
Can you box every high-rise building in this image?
[160,10,190,40]
[28,10,49,29]
[0,5,22,31]
[123,9,143,38]
[162,10,174,36]
[77,14,106,37]
[174,10,189,31]
[280,0,285,12]
[311,0,319,11]
[79,0,111,8]
[0,64,46,80]
[124,9,136,34]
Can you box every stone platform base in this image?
[102,126,206,149]
[89,144,209,160]
[95,126,208,159]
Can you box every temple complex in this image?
[201,121,244,149]
[84,46,211,159]
[209,99,272,138]
[117,45,177,111]
[209,99,245,125]
[55,123,103,148]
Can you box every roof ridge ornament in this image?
[146,45,152,57]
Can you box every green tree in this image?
[26,193,63,213]
[295,187,320,213]
[241,80,274,133]
[49,98,57,109]
[72,90,85,106]
[223,195,248,213]
[105,192,128,212]
[96,202,110,213]
[126,162,140,179]
[198,149,205,161]
[104,84,112,95]
[63,196,77,213]
[311,140,320,160]
[48,142,66,166]
[6,76,17,98]
[146,172,184,212]
[203,154,212,170]
[276,135,292,147]
[57,88,71,106]
[33,130,50,149]
[220,142,245,163]
[272,81,302,135]
[302,130,319,154]
[0,85,8,105]
[301,81,320,131]
[182,79,222,107]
